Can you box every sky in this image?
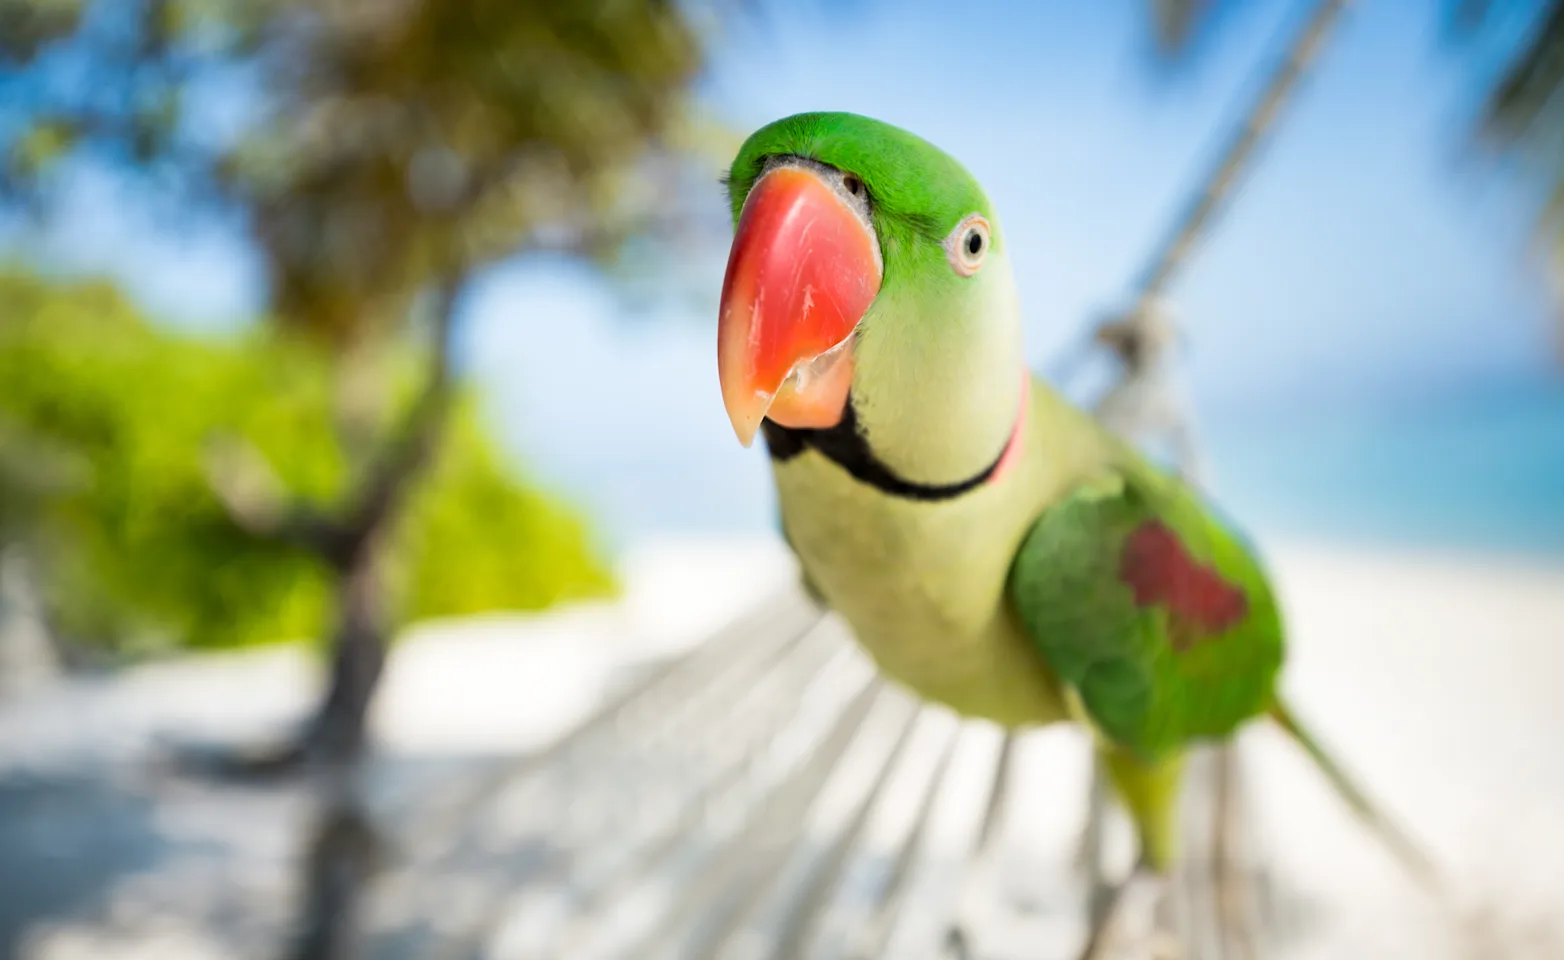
[9,0,1564,546]
[693,0,1557,403]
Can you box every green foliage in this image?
[0,270,615,655]
[0,0,721,347]
[392,404,616,624]
[0,0,722,666]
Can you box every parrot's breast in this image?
[768,385,1105,728]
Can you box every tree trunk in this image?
[0,549,60,697]
[280,282,462,960]
[192,278,463,780]
[304,539,391,766]
[286,769,386,960]
[299,280,462,769]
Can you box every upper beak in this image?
[717,164,882,446]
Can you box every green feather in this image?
[723,112,1435,888]
[724,112,993,249]
[1102,745,1185,873]
[1008,463,1285,762]
[1269,696,1442,889]
[726,112,1025,486]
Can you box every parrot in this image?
[712,111,1437,957]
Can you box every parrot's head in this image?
[717,112,1026,488]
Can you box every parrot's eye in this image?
[944,213,991,277]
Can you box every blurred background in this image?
[0,1,1562,958]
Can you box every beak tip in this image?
[730,414,760,448]
[721,381,769,449]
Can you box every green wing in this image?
[1009,468,1284,762]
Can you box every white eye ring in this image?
[944,213,990,277]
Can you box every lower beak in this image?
[717,165,882,446]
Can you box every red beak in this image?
[717,165,882,446]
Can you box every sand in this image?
[0,534,1559,958]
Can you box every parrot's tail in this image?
[1267,697,1443,894]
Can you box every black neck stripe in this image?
[760,397,1012,502]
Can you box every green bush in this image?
[0,270,615,655]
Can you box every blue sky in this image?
[10,1,1564,545]
[693,1,1557,403]
[27,1,1559,392]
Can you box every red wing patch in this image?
[1119,521,1249,652]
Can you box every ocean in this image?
[513,376,1564,560]
[1203,379,1564,558]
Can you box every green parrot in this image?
[713,112,1435,956]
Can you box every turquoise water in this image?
[1203,380,1564,557]
[504,357,1564,558]
[468,241,1564,562]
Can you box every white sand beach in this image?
[0,534,1561,959]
